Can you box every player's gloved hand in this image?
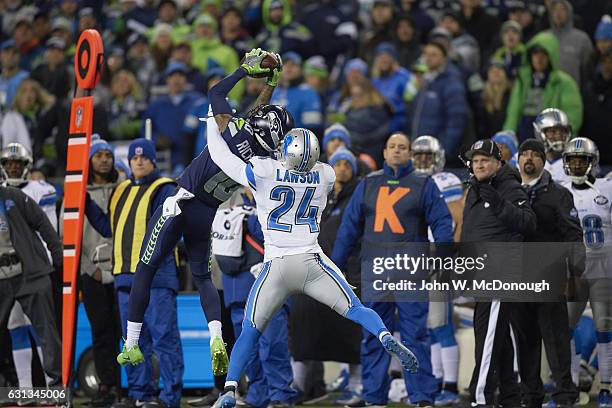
[240,48,272,77]
[478,183,502,212]
[267,53,283,87]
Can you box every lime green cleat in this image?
[210,337,229,376]
[117,344,145,366]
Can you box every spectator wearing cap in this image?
[77,7,98,35]
[150,24,175,82]
[143,62,202,170]
[50,17,74,57]
[190,13,242,101]
[492,20,526,80]
[321,123,371,177]
[298,0,359,72]
[84,138,182,408]
[108,70,147,141]
[13,14,43,71]
[439,10,481,73]
[256,0,314,58]
[125,33,157,97]
[359,0,396,62]
[477,58,513,139]
[503,32,582,142]
[150,0,191,43]
[219,6,255,58]
[303,55,333,110]
[582,49,612,168]
[270,51,323,136]
[397,0,435,42]
[460,138,535,408]
[371,42,411,133]
[32,11,52,45]
[30,37,70,101]
[336,77,392,167]
[326,58,368,125]
[492,130,519,167]
[595,15,612,56]
[408,40,468,167]
[0,40,29,108]
[545,0,593,87]
[159,42,206,93]
[392,13,422,70]
[459,0,500,60]
[73,136,122,406]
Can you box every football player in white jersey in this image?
[561,137,612,408]
[533,108,572,184]
[204,111,419,408]
[0,143,57,389]
[412,135,463,406]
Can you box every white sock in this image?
[13,348,33,388]
[597,334,612,385]
[291,360,307,391]
[126,321,142,349]
[208,320,223,345]
[431,342,443,380]
[441,345,459,383]
[570,338,580,386]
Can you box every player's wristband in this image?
[209,68,247,116]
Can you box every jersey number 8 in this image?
[267,186,319,233]
[582,214,604,249]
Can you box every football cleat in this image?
[326,367,349,392]
[117,344,145,366]
[434,391,459,406]
[382,334,419,373]
[211,337,229,376]
[212,391,236,408]
[598,390,611,408]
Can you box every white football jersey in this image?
[248,157,335,261]
[563,178,612,278]
[428,172,463,242]
[21,180,57,231]
[431,172,464,204]
[545,158,570,184]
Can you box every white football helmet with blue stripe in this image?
[0,143,33,186]
[562,137,599,185]
[280,128,320,174]
[411,135,445,175]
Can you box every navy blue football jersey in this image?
[177,116,268,207]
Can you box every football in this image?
[241,52,280,78]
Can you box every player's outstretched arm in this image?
[208,67,247,133]
[206,108,249,188]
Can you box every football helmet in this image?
[411,135,445,175]
[247,104,294,152]
[533,108,572,153]
[0,143,33,186]
[280,128,320,173]
[562,137,599,185]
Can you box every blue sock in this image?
[345,302,388,341]
[10,326,30,350]
[226,324,261,383]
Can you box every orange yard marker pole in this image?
[62,29,104,388]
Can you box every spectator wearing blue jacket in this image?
[0,40,29,108]
[142,62,202,171]
[408,40,468,167]
[371,42,412,133]
[271,52,323,137]
[215,190,298,408]
[332,133,454,408]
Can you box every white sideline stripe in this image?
[65,174,83,183]
[64,249,76,257]
[68,137,87,145]
[63,287,72,295]
[64,212,80,220]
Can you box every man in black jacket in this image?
[511,138,584,408]
[0,185,62,386]
[462,139,537,407]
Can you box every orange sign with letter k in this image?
[374,186,410,233]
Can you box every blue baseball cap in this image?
[374,42,398,60]
[343,58,367,77]
[165,61,188,77]
[128,138,156,166]
[282,51,302,66]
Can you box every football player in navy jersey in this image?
[117,49,294,376]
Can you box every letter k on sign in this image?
[374,186,410,233]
